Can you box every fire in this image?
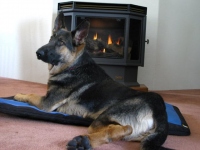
[116,38,120,45]
[107,34,112,45]
[93,33,97,40]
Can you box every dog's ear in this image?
[72,20,90,46]
[53,11,66,33]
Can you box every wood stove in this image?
[57,1,147,86]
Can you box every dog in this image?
[14,12,169,150]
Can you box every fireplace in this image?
[57,1,147,86]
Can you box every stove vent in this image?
[130,5,146,14]
[75,3,128,11]
[58,2,147,15]
[59,2,73,10]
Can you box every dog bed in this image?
[0,97,190,136]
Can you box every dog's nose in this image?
[36,51,44,60]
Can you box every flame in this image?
[103,49,106,53]
[93,33,97,40]
[108,34,112,45]
[116,38,120,45]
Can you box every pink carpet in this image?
[0,77,200,150]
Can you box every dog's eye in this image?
[57,38,65,46]
[60,41,64,45]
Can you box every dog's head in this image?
[36,12,90,75]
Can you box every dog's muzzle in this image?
[36,47,60,66]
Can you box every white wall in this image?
[154,0,200,90]
[0,0,199,90]
[0,0,52,84]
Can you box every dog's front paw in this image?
[14,93,27,102]
[67,136,92,150]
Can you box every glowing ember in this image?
[93,33,97,40]
[108,35,112,45]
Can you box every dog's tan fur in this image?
[14,94,43,108]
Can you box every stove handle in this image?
[145,39,149,44]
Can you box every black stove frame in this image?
[57,1,147,86]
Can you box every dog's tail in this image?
[140,122,170,150]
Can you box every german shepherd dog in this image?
[14,12,168,150]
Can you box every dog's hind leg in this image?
[67,124,132,150]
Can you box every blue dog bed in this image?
[0,97,190,136]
